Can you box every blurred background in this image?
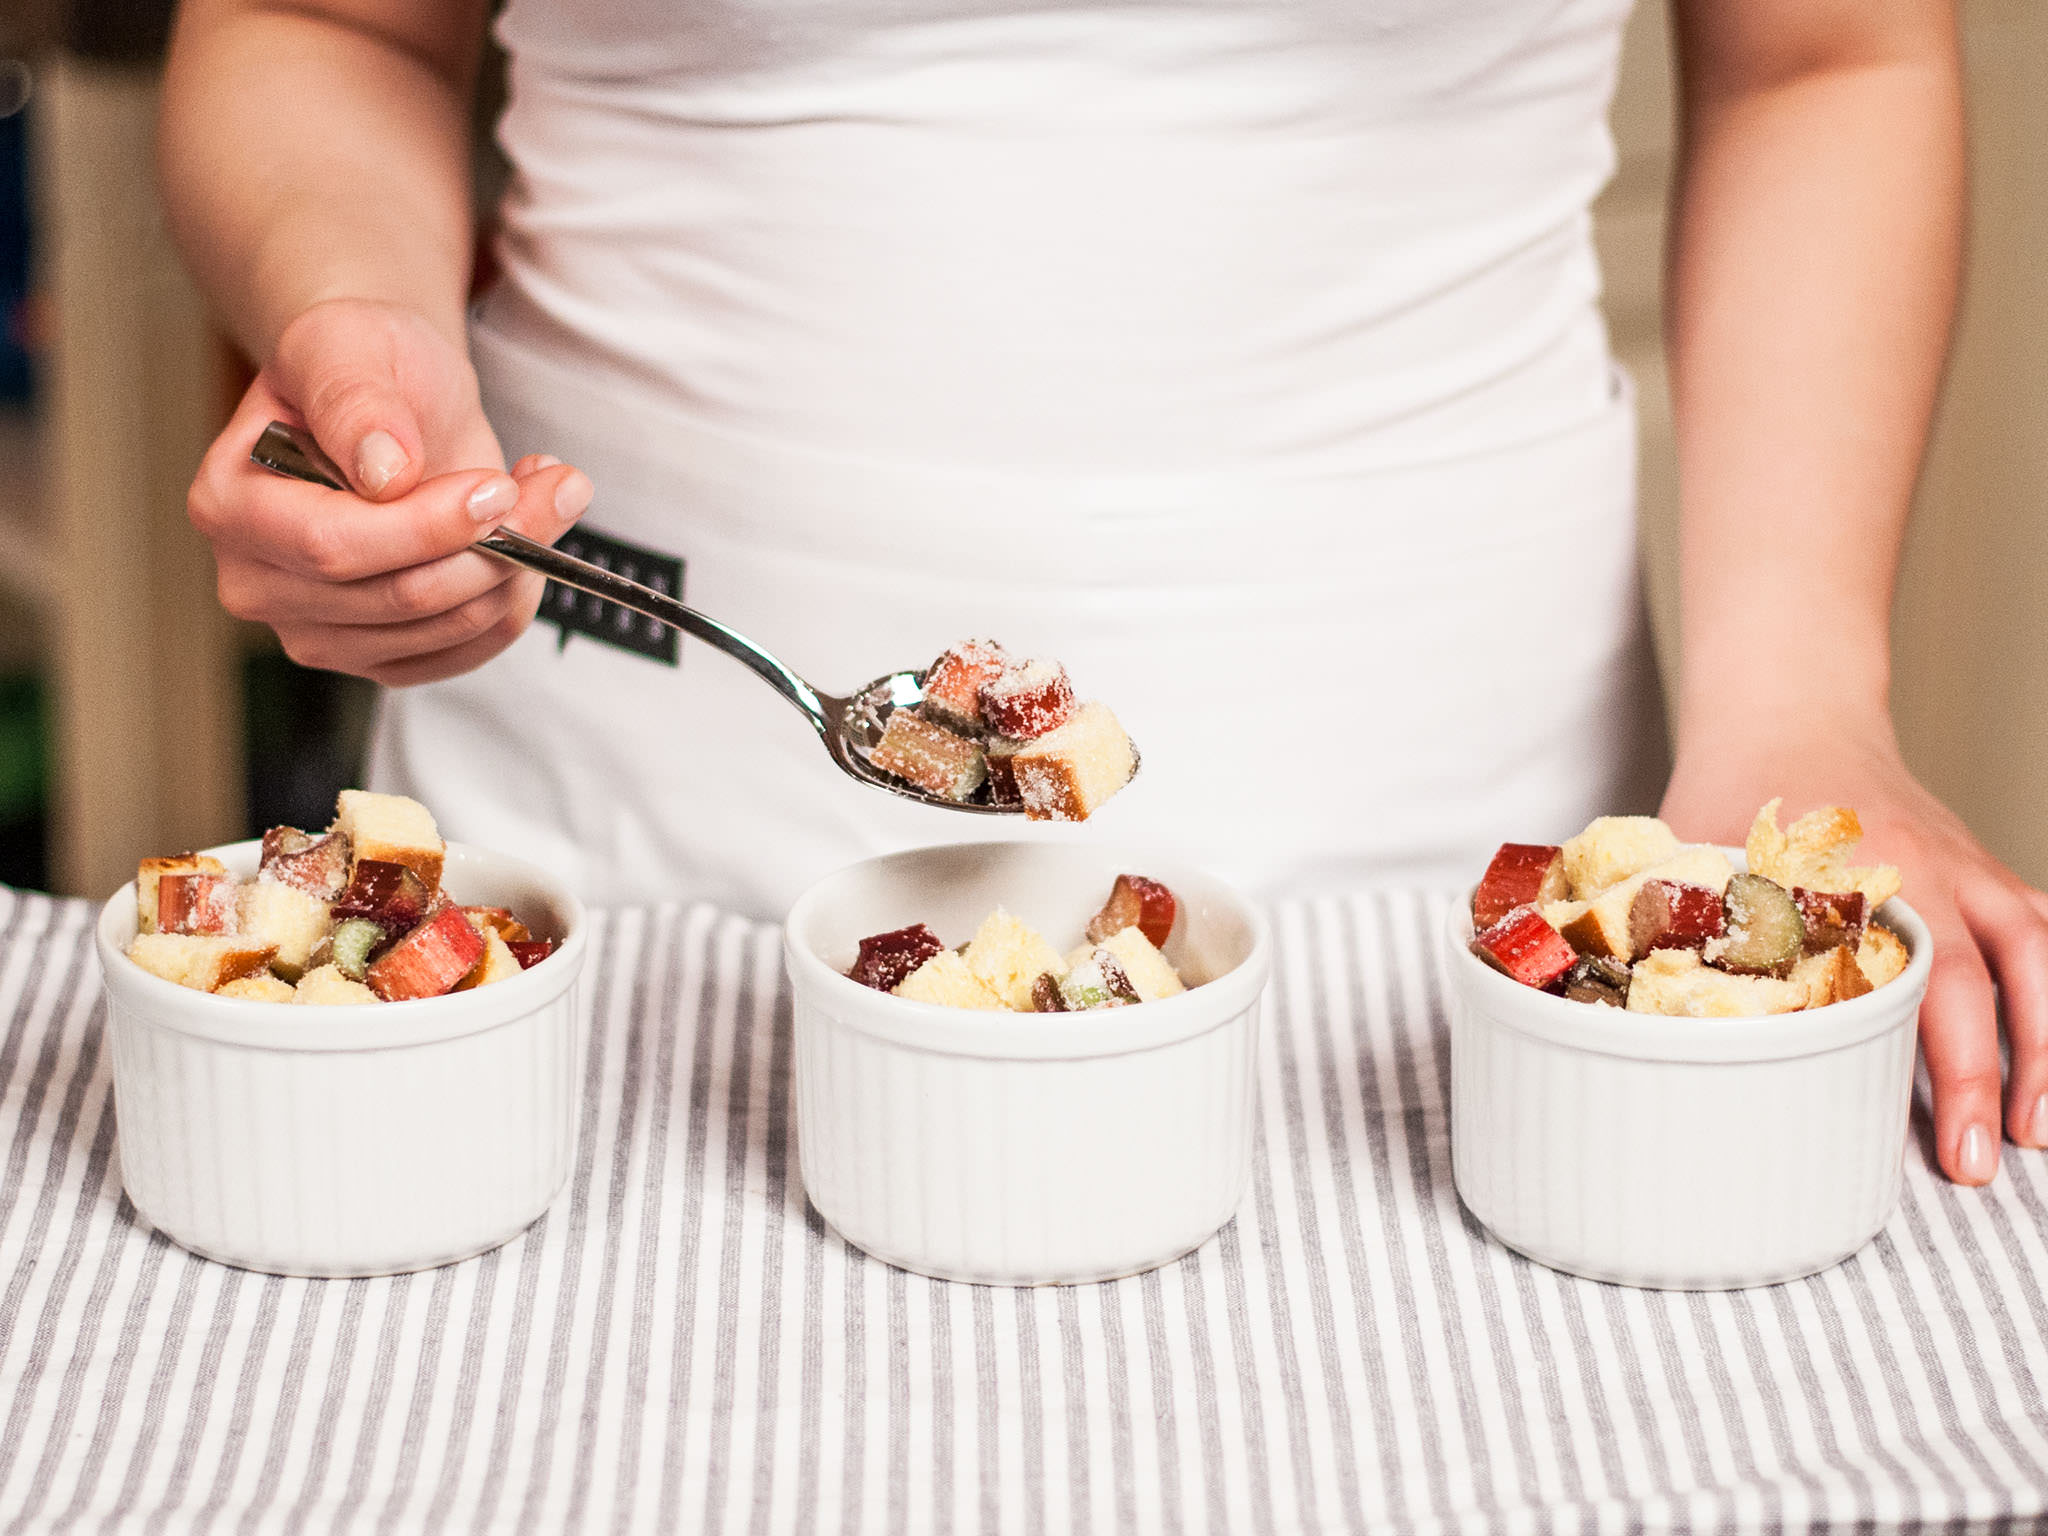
[0,0,2041,898]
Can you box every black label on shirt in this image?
[539,528,683,667]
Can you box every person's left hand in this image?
[1660,713,2048,1186]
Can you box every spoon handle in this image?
[249,422,832,733]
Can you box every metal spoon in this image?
[250,420,1053,814]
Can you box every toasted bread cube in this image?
[1094,927,1186,1002]
[1560,846,1734,959]
[1746,798,1901,911]
[292,964,379,1006]
[1540,899,1589,937]
[961,908,1066,1011]
[461,906,532,944]
[215,974,296,1004]
[1560,817,1681,901]
[136,854,228,936]
[894,950,1006,1010]
[1857,924,1909,989]
[453,930,524,991]
[126,933,278,993]
[870,711,988,801]
[334,789,444,890]
[1625,948,1806,1018]
[1790,944,1874,1009]
[237,878,333,982]
[1011,702,1136,822]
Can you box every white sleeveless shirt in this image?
[369,0,1664,916]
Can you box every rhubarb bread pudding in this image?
[1466,800,1909,1017]
[123,790,558,1004]
[868,639,1137,820]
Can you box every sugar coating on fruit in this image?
[1012,702,1136,822]
[894,950,1005,1009]
[1561,816,1682,901]
[961,909,1067,1011]
[847,924,946,992]
[980,659,1076,740]
[1472,843,1570,930]
[919,638,1010,732]
[1559,846,1733,960]
[158,872,239,936]
[366,905,487,1002]
[869,711,988,801]
[1085,873,1177,948]
[135,853,227,935]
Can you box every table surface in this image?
[0,884,2044,1535]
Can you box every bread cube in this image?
[1560,817,1681,900]
[238,877,333,981]
[919,638,1009,733]
[126,933,278,993]
[869,711,988,801]
[1094,926,1186,1002]
[961,908,1066,1011]
[292,964,379,1006]
[215,974,296,1004]
[453,930,524,991]
[334,789,444,889]
[1857,924,1909,989]
[1011,702,1136,822]
[1540,899,1588,935]
[1625,948,1806,1018]
[894,951,1005,1010]
[1559,846,1733,960]
[1789,944,1873,1009]
[136,853,227,935]
[1746,798,1901,911]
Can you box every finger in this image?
[268,335,428,500]
[512,453,563,478]
[214,464,591,626]
[278,579,537,675]
[2023,886,2048,927]
[364,584,547,688]
[1918,907,2006,1184]
[1960,880,2048,1150]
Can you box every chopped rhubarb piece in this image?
[919,638,1009,733]
[365,906,487,1002]
[985,738,1025,805]
[1057,949,1139,1010]
[1793,888,1867,954]
[1707,873,1804,978]
[506,939,556,971]
[462,906,533,944]
[847,924,946,992]
[1626,880,1726,959]
[332,859,432,929]
[260,828,352,899]
[328,917,388,982]
[869,711,987,801]
[1470,906,1577,991]
[1084,873,1178,949]
[1472,843,1571,930]
[136,853,226,935]
[980,659,1076,741]
[1031,973,1069,1013]
[1561,955,1632,1008]
[157,873,238,936]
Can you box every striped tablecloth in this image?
[0,884,2045,1535]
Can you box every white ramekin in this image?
[97,840,587,1277]
[783,842,1271,1285]
[1445,863,1932,1290]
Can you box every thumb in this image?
[298,365,425,502]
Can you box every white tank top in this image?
[369,0,1664,916]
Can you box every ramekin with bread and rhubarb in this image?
[1445,799,1931,1291]
[96,789,587,1278]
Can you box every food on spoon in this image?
[1472,801,1908,1013]
[1793,888,1867,954]
[1470,906,1578,990]
[979,658,1077,741]
[1626,879,1726,960]
[918,638,1010,734]
[984,739,1025,806]
[1706,873,1805,978]
[1472,843,1571,930]
[847,874,1193,1011]
[123,789,554,1000]
[1010,702,1137,822]
[869,711,988,802]
[1085,873,1178,949]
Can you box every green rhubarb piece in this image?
[329,917,386,982]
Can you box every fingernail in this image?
[466,474,518,522]
[354,430,407,494]
[531,454,562,470]
[1959,1123,1996,1183]
[554,470,593,520]
[2031,1093,2048,1148]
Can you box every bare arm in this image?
[1661,0,2048,1182]
[157,0,589,685]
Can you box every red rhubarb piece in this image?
[1792,888,1867,954]
[1470,906,1577,990]
[919,639,1009,733]
[366,906,488,1001]
[1084,873,1179,949]
[979,659,1076,741]
[1472,843,1570,930]
[157,873,238,936]
[506,939,555,970]
[1627,880,1726,959]
[260,827,353,899]
[332,859,433,929]
[847,924,946,992]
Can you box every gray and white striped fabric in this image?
[0,883,2045,1535]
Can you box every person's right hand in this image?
[190,297,592,687]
